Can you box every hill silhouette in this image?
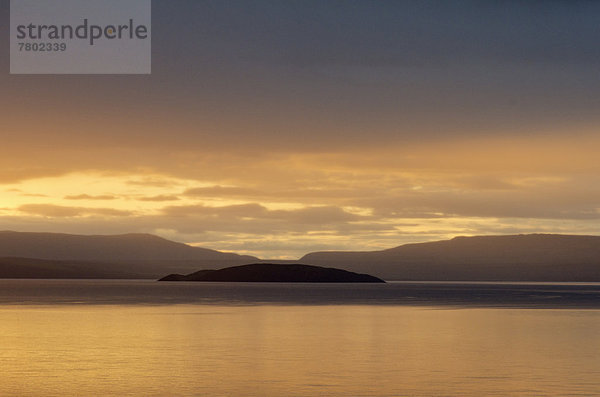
[2,232,600,281]
[301,234,600,281]
[0,231,257,278]
[159,263,385,283]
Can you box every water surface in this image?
[1,280,599,396]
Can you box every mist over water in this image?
[1,280,600,396]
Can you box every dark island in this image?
[158,263,385,283]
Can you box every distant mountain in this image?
[4,232,600,281]
[159,263,385,283]
[0,231,257,278]
[301,234,600,281]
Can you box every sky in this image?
[1,0,600,259]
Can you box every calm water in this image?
[1,280,600,396]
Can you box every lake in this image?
[1,279,599,396]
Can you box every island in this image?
[158,263,385,283]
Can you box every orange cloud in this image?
[18,204,133,218]
[64,194,117,200]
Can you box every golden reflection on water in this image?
[1,305,599,396]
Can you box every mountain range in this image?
[1,231,599,281]
[301,234,600,281]
[0,231,256,278]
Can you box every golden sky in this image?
[1,1,599,258]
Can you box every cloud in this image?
[162,203,268,218]
[184,186,260,197]
[0,166,68,184]
[126,177,182,188]
[136,195,180,202]
[270,206,362,224]
[64,194,117,200]
[2,2,600,258]
[161,203,362,224]
[183,185,366,202]
[358,181,600,221]
[18,204,132,218]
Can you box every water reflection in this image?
[0,279,599,308]
[1,304,599,396]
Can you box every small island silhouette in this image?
[158,263,385,283]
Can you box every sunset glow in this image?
[2,1,600,258]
